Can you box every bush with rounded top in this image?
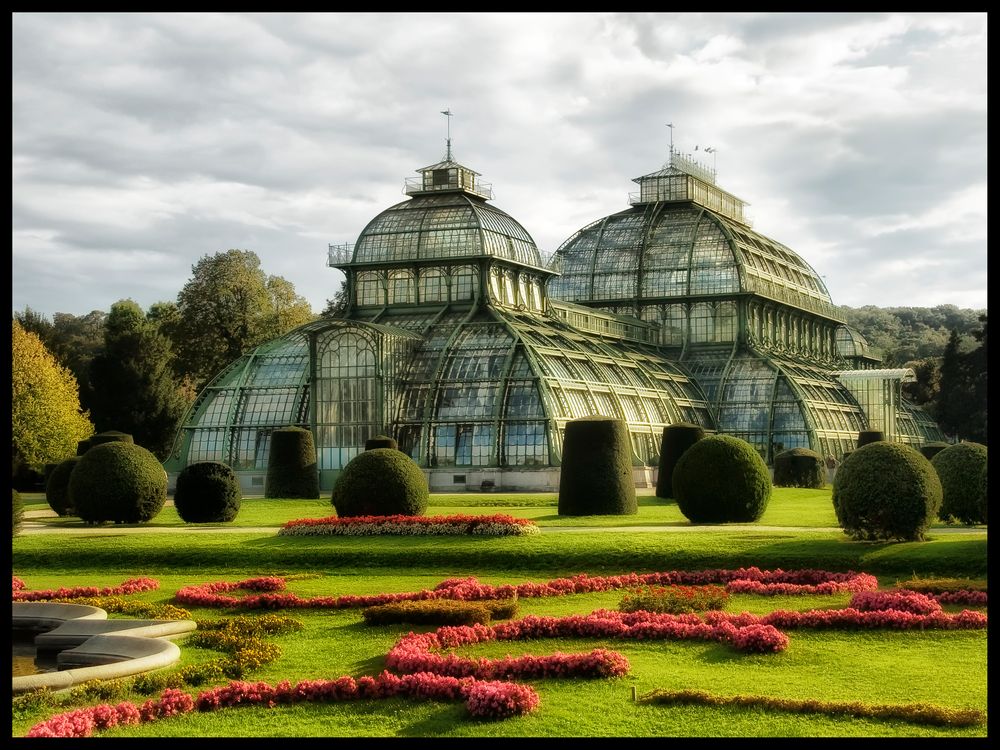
[919,442,950,461]
[856,430,884,448]
[45,457,81,516]
[265,427,320,499]
[832,441,942,542]
[672,435,771,523]
[558,416,637,516]
[174,461,242,523]
[89,431,135,448]
[931,442,987,526]
[655,423,705,499]
[12,489,23,537]
[772,447,826,489]
[69,442,167,524]
[332,448,428,517]
[365,435,398,451]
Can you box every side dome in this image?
[548,203,833,311]
[352,159,543,268]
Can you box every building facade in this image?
[163,149,944,491]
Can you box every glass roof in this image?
[352,192,543,268]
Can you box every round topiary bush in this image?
[90,430,135,448]
[931,442,987,526]
[265,427,320,499]
[832,441,942,542]
[919,442,950,461]
[12,489,23,537]
[856,430,885,448]
[772,447,826,489]
[45,457,81,516]
[655,422,705,499]
[173,461,242,523]
[558,416,637,516]
[332,448,428,517]
[69,442,167,524]
[672,435,772,523]
[365,435,398,451]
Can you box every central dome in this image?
[352,159,542,268]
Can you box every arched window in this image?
[451,266,477,301]
[715,301,736,342]
[356,272,385,306]
[419,269,447,303]
[388,270,414,304]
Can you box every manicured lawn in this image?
[12,489,988,738]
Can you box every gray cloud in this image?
[12,12,987,319]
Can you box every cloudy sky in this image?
[12,12,987,320]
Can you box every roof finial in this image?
[441,109,453,161]
[666,122,674,162]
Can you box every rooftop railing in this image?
[328,242,355,266]
[403,177,493,200]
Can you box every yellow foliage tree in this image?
[12,320,94,470]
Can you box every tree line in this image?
[13,250,314,487]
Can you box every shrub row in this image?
[363,597,519,627]
[618,585,729,614]
[12,576,159,602]
[278,513,538,537]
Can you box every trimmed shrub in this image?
[69,442,167,524]
[76,438,93,456]
[45,457,81,516]
[362,596,518,627]
[13,489,24,537]
[672,435,771,523]
[856,430,884,448]
[619,585,728,615]
[655,422,705,499]
[931,442,987,525]
[89,431,135,448]
[772,447,826,489]
[832,441,942,542]
[332,448,428,517]
[265,427,320,499]
[365,435,398,451]
[919,442,950,461]
[558,416,637,516]
[174,461,242,523]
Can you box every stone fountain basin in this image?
[12,602,196,695]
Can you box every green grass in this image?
[12,489,988,738]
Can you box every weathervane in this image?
[666,122,674,158]
[441,109,453,161]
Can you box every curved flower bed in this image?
[12,576,159,602]
[278,513,539,537]
[26,673,540,736]
[174,568,879,611]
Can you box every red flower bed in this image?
[278,513,539,536]
[12,577,159,602]
[849,590,942,615]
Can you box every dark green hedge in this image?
[45,457,81,516]
[558,416,637,516]
[772,447,826,489]
[174,461,242,523]
[365,435,398,451]
[856,430,885,448]
[672,435,772,523]
[69,442,167,524]
[331,448,428,517]
[12,489,23,538]
[655,423,705,499]
[265,427,320,499]
[919,442,950,461]
[931,442,987,526]
[362,597,518,627]
[832,442,941,542]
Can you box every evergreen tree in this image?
[87,299,191,459]
[935,329,965,439]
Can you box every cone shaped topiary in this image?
[856,430,885,448]
[69,442,167,524]
[558,416,637,516]
[832,441,941,542]
[931,442,987,526]
[174,461,242,523]
[332,448,428,517]
[919,442,950,461]
[45,457,81,516]
[672,434,772,523]
[773,447,826,489]
[365,435,398,450]
[655,422,705,499]
[265,427,320,499]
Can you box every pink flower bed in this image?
[12,577,159,602]
[850,590,942,615]
[278,513,539,537]
[173,568,879,611]
[27,674,539,736]
[931,590,988,606]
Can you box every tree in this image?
[13,307,106,410]
[87,300,192,459]
[174,249,314,388]
[936,329,965,439]
[322,277,350,318]
[12,320,94,476]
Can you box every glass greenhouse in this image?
[164,148,945,491]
